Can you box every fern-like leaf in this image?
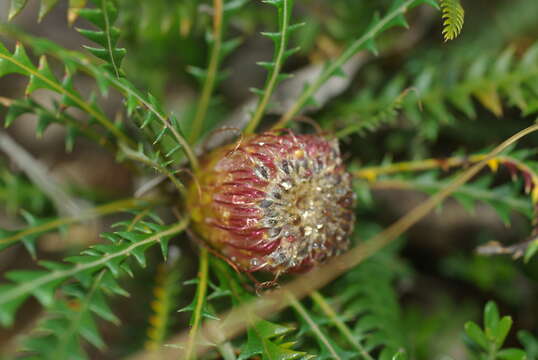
[75,0,126,78]
[274,0,440,129]
[8,0,89,23]
[0,215,188,327]
[0,41,133,147]
[21,270,120,359]
[440,0,465,41]
[331,42,538,140]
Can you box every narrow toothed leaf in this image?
[82,45,126,64]
[257,61,276,70]
[130,245,151,268]
[76,8,105,28]
[276,73,293,82]
[260,31,282,42]
[362,38,379,56]
[38,0,61,22]
[384,13,409,29]
[0,286,28,326]
[153,127,168,144]
[249,87,265,96]
[76,28,120,48]
[8,0,29,21]
[35,113,53,138]
[5,104,30,128]
[89,292,120,324]
[26,56,58,95]
[283,46,300,58]
[68,0,88,25]
[221,38,242,58]
[187,65,208,83]
[21,237,37,259]
[0,42,34,77]
[65,125,77,152]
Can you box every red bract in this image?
[187,131,355,274]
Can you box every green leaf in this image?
[496,348,528,360]
[440,0,465,41]
[38,0,61,22]
[26,56,59,94]
[465,321,488,351]
[8,0,29,20]
[484,301,500,338]
[494,316,513,348]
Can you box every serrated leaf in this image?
[36,0,60,21]
[0,42,33,77]
[8,0,29,20]
[26,56,58,94]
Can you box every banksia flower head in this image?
[187,131,355,275]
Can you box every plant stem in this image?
[189,0,224,144]
[184,247,209,360]
[272,0,418,130]
[286,292,341,360]
[244,0,293,134]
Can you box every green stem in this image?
[189,0,224,144]
[272,0,418,130]
[244,0,293,134]
[286,292,341,359]
[184,247,209,360]
[310,291,374,360]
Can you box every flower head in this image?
[187,131,355,274]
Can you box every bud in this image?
[187,131,355,274]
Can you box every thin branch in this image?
[184,247,210,360]
[310,291,374,360]
[189,0,224,144]
[286,292,341,359]
[244,0,293,134]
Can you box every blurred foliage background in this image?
[1,0,538,359]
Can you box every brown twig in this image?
[127,123,538,360]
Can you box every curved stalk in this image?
[189,0,224,144]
